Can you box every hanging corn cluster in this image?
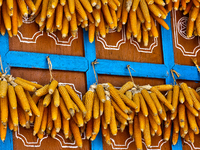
[31,80,87,148]
[83,81,200,149]
[0,72,43,141]
[170,0,200,38]
[0,72,86,148]
[1,68,200,148]
[0,0,172,47]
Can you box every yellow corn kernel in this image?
[109,86,128,113]
[0,80,8,98]
[40,107,48,132]
[54,109,61,133]
[48,80,58,94]
[150,87,174,112]
[65,85,87,116]
[93,92,100,119]
[8,85,17,109]
[85,90,95,122]
[33,99,44,136]
[35,84,49,97]
[15,85,30,112]
[109,106,117,135]
[141,89,158,116]
[58,86,75,117]
[70,119,82,148]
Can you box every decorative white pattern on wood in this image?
[183,140,200,150]
[96,25,158,53]
[17,20,78,46]
[96,27,126,50]
[130,36,158,53]
[172,9,200,57]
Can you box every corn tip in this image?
[56,128,60,133]
[33,131,37,136]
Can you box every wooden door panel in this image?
[95,26,163,64]
[9,22,84,57]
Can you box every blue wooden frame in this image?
[0,12,199,150]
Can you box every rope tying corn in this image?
[127,65,137,88]
[91,59,98,85]
[47,56,54,82]
[170,69,180,85]
[191,58,200,73]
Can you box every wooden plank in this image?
[9,23,84,57]
[95,59,168,79]
[95,26,163,64]
[6,51,88,72]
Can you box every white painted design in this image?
[96,27,126,50]
[15,124,48,147]
[47,32,78,47]
[183,140,200,150]
[110,137,134,149]
[15,83,84,148]
[96,24,158,53]
[110,136,167,150]
[130,36,158,53]
[17,30,44,44]
[130,20,158,53]
[22,16,35,24]
[109,119,166,150]
[177,17,195,40]
[172,9,200,57]
[17,20,78,46]
[142,139,167,150]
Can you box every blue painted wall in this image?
[1,12,199,150]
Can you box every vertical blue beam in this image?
[0,33,13,150]
[83,30,103,150]
[161,13,175,84]
[161,13,182,150]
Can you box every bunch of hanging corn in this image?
[83,81,200,149]
[0,73,43,142]
[0,72,86,148]
[0,0,172,47]
[30,80,87,148]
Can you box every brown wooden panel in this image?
[99,75,171,150]
[13,126,89,150]
[10,68,86,94]
[182,135,200,150]
[95,26,163,64]
[9,22,84,57]
[171,10,200,66]
[98,75,165,87]
[11,67,89,150]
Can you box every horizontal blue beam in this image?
[5,51,88,72]
[95,59,168,79]
[173,64,200,81]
